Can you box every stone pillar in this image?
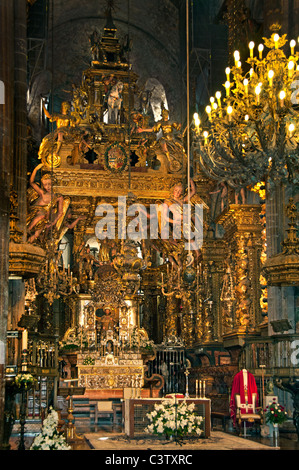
[0,0,14,450]
[8,0,28,369]
[13,0,27,239]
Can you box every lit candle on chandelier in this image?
[225,67,230,81]
[193,112,200,128]
[215,91,221,107]
[233,50,240,66]
[288,123,295,137]
[227,105,233,122]
[274,33,279,49]
[255,85,261,105]
[279,90,286,107]
[248,41,254,58]
[203,131,208,145]
[288,60,295,78]
[290,39,296,55]
[258,44,264,59]
[268,70,274,87]
[205,105,212,121]
[243,78,248,95]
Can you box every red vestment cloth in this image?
[229,370,258,426]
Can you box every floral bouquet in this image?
[145,397,203,440]
[264,398,288,425]
[14,373,37,390]
[30,407,71,450]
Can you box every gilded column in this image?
[217,204,263,337]
[201,238,227,342]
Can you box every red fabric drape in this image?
[229,370,258,426]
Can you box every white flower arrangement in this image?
[14,373,37,390]
[144,397,203,440]
[30,407,71,450]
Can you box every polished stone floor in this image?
[9,419,299,451]
[71,428,299,451]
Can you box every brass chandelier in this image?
[193,29,299,190]
[36,240,80,305]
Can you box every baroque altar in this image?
[21,5,270,424]
[26,6,210,402]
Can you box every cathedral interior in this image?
[1,0,299,451]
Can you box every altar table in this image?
[124,398,211,438]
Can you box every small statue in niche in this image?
[40,100,74,157]
[77,243,100,280]
[137,104,186,172]
[106,340,114,354]
[96,307,117,338]
[105,80,124,124]
[89,30,101,62]
[71,82,88,123]
[234,186,246,205]
[209,181,228,213]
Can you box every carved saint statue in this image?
[27,163,65,243]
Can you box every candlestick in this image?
[199,380,202,398]
[22,329,28,351]
[196,379,198,398]
[203,380,206,399]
